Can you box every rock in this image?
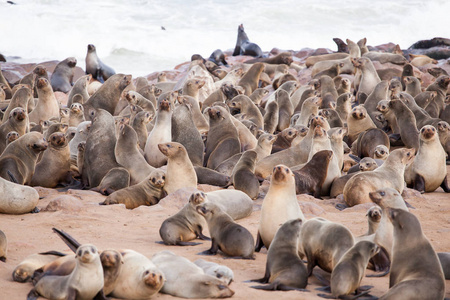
[42,195,83,212]
[158,187,197,210]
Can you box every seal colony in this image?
[0,28,449,299]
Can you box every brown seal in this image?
[0,132,48,185]
[256,165,305,251]
[232,24,263,57]
[405,125,449,193]
[228,94,264,129]
[68,103,85,127]
[0,230,6,262]
[67,74,91,107]
[271,127,298,153]
[388,99,420,151]
[250,218,308,291]
[50,57,77,93]
[351,128,390,159]
[28,244,104,300]
[343,148,415,206]
[263,100,279,134]
[437,252,450,280]
[13,252,68,283]
[237,62,265,96]
[246,52,293,65]
[28,78,60,125]
[346,105,376,145]
[196,201,255,259]
[379,208,445,300]
[151,250,234,298]
[300,217,355,275]
[85,44,116,82]
[0,107,28,154]
[158,142,197,194]
[90,167,130,196]
[5,131,20,146]
[102,169,165,209]
[231,150,259,199]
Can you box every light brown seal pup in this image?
[13,252,68,283]
[237,62,265,95]
[68,103,85,127]
[28,244,104,300]
[351,128,390,159]
[28,78,60,125]
[2,85,32,123]
[379,208,445,300]
[231,150,259,199]
[256,165,305,251]
[405,125,449,193]
[102,169,165,209]
[67,74,91,107]
[50,57,77,93]
[0,107,28,154]
[193,259,234,285]
[196,202,255,259]
[344,148,414,207]
[250,218,308,291]
[152,250,234,299]
[346,105,376,145]
[0,132,48,185]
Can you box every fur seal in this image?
[159,142,197,194]
[196,201,255,259]
[379,208,445,300]
[0,230,6,262]
[0,132,48,185]
[110,249,164,300]
[344,148,415,207]
[204,106,240,169]
[437,253,450,280]
[256,165,305,251]
[102,169,165,209]
[351,128,390,159]
[0,107,28,154]
[228,94,264,129]
[68,103,85,127]
[388,99,420,151]
[144,97,173,168]
[132,111,152,151]
[271,127,298,153]
[13,252,68,283]
[250,218,308,291]
[232,24,263,57]
[50,57,76,93]
[28,78,60,125]
[85,44,116,82]
[28,244,104,300]
[237,62,265,96]
[31,132,71,188]
[231,150,259,199]
[90,167,130,196]
[405,125,449,193]
[346,105,376,145]
[351,57,381,97]
[5,131,20,146]
[193,259,234,285]
[365,206,382,235]
[263,100,279,134]
[67,74,91,107]
[152,250,234,298]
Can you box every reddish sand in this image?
[0,167,449,299]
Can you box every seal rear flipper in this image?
[348,154,361,163]
[440,175,450,192]
[335,203,348,211]
[251,283,308,291]
[27,288,40,300]
[7,170,18,183]
[52,228,81,252]
[317,293,335,299]
[366,246,390,276]
[254,231,265,252]
[93,289,109,300]
[38,250,67,256]
[413,174,426,193]
[338,290,373,300]
[313,272,331,286]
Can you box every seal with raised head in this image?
[231,150,260,199]
[0,107,28,154]
[28,78,60,125]
[232,24,263,57]
[379,208,445,300]
[250,218,308,291]
[85,44,116,82]
[196,201,255,259]
[50,57,77,93]
[237,62,265,96]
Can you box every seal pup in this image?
[228,94,264,129]
[365,206,382,235]
[13,252,69,283]
[50,57,77,93]
[237,62,265,96]
[2,86,32,123]
[196,202,255,259]
[300,217,355,275]
[379,208,445,300]
[231,150,259,199]
[404,125,449,193]
[250,218,308,291]
[346,105,376,145]
[158,142,197,194]
[344,148,414,207]
[152,251,235,298]
[28,78,60,125]
[144,97,173,168]
[351,128,390,159]
[193,259,234,285]
[102,169,165,209]
[388,99,420,151]
[256,165,305,251]
[67,74,91,107]
[0,132,48,185]
[85,44,116,82]
[28,244,104,300]
[0,107,28,154]
[232,24,263,57]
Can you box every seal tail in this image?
[52,228,81,253]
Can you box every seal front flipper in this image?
[199,238,219,255]
[196,226,211,241]
[27,288,40,300]
[52,228,81,252]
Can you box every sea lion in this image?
[293,150,333,198]
[208,49,228,66]
[404,75,422,97]
[115,123,155,185]
[152,250,234,298]
[0,132,48,185]
[323,241,379,299]
[193,259,234,285]
[404,125,449,193]
[295,96,321,126]
[82,109,120,188]
[131,111,152,151]
[300,217,355,275]
[144,97,173,168]
[50,57,77,93]
[204,106,240,169]
[0,107,28,154]
[319,108,342,128]
[30,132,71,188]
[102,169,165,209]
[379,208,445,300]
[232,24,263,57]
[68,121,90,163]
[363,51,407,65]
[196,202,254,259]
[28,78,60,125]
[85,44,116,82]
[158,142,197,194]
[110,249,164,300]
[343,148,415,207]
[231,150,259,199]
[256,165,305,251]
[237,62,265,96]
[351,128,390,159]
[347,157,380,174]
[352,57,381,98]
[250,218,308,291]
[263,100,279,134]
[28,244,104,300]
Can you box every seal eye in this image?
[432,128,435,132]
[152,178,156,183]
[380,191,385,196]
[162,176,165,180]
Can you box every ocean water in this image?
[0,0,448,76]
